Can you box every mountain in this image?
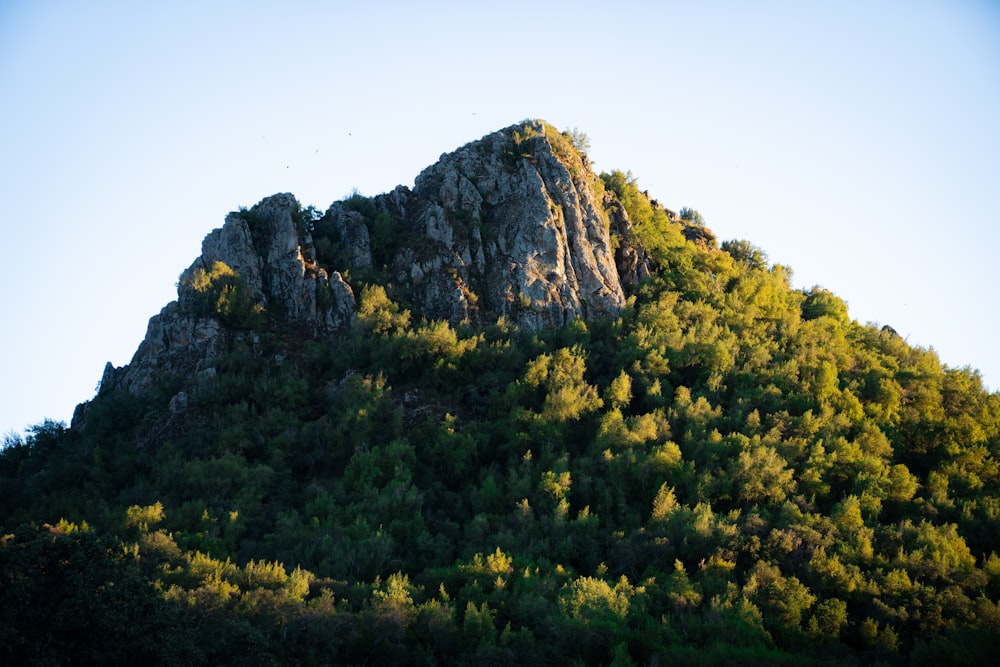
[91,121,631,401]
[2,120,999,666]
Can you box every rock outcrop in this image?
[182,193,356,331]
[81,120,712,425]
[97,303,226,396]
[96,193,356,399]
[408,120,626,329]
[605,195,653,291]
[322,120,627,329]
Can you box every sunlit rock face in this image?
[95,194,356,401]
[95,302,225,398]
[181,192,356,333]
[83,121,637,419]
[386,120,627,330]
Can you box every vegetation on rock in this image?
[2,121,999,665]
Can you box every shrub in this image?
[180,261,261,328]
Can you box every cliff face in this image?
[87,121,690,418]
[395,120,626,329]
[98,193,356,397]
[316,120,630,329]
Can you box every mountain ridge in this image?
[5,120,999,666]
[84,120,704,425]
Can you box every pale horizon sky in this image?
[2,1,999,437]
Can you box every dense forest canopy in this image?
[2,122,999,665]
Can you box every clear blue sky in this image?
[2,1,998,437]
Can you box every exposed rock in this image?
[325,271,357,329]
[97,302,226,396]
[605,195,653,293]
[881,324,901,338]
[186,211,263,301]
[76,120,703,429]
[682,223,717,247]
[178,193,356,333]
[169,391,188,414]
[89,194,356,409]
[401,120,626,329]
[322,208,373,269]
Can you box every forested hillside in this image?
[2,121,999,665]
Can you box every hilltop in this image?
[2,121,999,665]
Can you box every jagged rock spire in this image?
[325,120,628,329]
[86,121,664,416]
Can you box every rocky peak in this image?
[82,120,710,424]
[94,194,356,401]
[410,120,626,329]
[318,120,628,330]
[182,192,355,331]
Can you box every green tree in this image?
[0,524,195,666]
[180,260,260,327]
[679,207,705,226]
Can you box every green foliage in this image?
[601,169,687,267]
[501,121,542,166]
[722,238,769,271]
[355,283,412,335]
[180,260,261,327]
[802,286,849,324]
[342,190,399,267]
[501,119,594,175]
[679,207,705,226]
[125,501,165,535]
[542,122,590,169]
[0,523,196,666]
[310,190,404,282]
[515,346,604,422]
[3,155,1000,665]
[567,127,591,154]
